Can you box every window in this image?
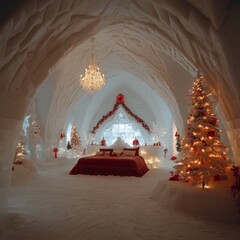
[95,108,150,146]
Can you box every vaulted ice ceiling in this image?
[0,0,240,159]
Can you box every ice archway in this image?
[0,0,240,218]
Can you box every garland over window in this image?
[91,94,151,134]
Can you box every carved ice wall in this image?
[0,0,240,218]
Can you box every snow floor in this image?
[1,158,240,240]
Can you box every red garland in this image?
[91,94,151,134]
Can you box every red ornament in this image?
[214,174,221,181]
[193,146,199,154]
[209,118,217,126]
[170,156,177,160]
[208,131,215,137]
[169,174,180,181]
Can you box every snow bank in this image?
[151,177,240,224]
[11,160,38,186]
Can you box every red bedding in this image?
[69,155,149,177]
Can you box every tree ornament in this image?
[209,118,217,126]
[207,131,215,137]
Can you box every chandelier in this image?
[79,43,105,94]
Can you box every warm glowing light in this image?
[80,56,105,94]
[79,41,105,94]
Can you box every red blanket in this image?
[70,155,149,177]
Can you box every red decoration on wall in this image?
[100,137,107,146]
[90,94,151,134]
[153,141,161,146]
[164,148,168,158]
[132,138,140,146]
[53,147,58,159]
[60,131,65,139]
[116,94,125,103]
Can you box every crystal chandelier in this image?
[79,42,105,94]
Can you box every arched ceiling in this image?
[0,0,240,153]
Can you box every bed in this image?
[69,143,149,177]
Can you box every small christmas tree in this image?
[67,141,72,150]
[70,125,82,149]
[14,135,27,164]
[174,75,232,187]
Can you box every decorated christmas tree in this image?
[14,135,27,164]
[70,125,82,149]
[174,75,232,188]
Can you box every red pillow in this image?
[99,148,113,156]
[123,147,139,156]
